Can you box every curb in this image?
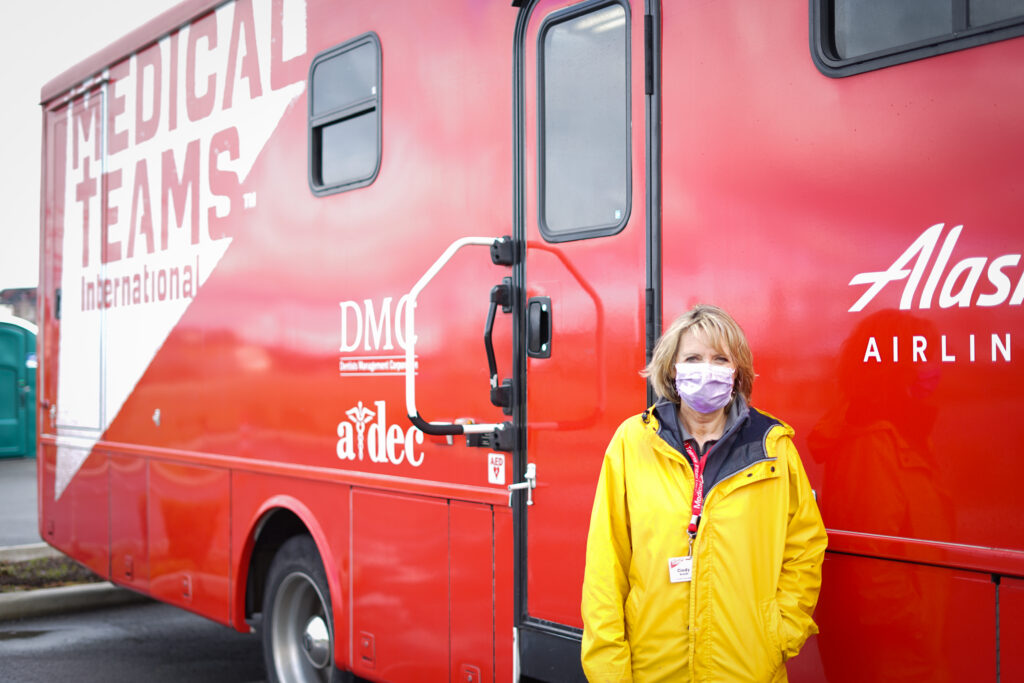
[0,581,150,622]
[0,543,151,621]
[0,543,62,563]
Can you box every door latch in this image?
[43,400,56,428]
[527,297,552,358]
[508,463,537,507]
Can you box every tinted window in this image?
[311,42,378,117]
[972,0,1024,25]
[539,2,629,241]
[815,0,1024,76]
[834,0,950,59]
[320,113,378,187]
[309,34,381,195]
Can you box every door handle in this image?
[485,278,513,414]
[527,297,552,358]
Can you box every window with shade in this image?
[309,33,381,195]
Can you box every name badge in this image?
[668,556,693,583]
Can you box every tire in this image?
[262,535,336,683]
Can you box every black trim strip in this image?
[511,0,532,640]
[644,0,661,407]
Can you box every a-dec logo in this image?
[337,400,424,467]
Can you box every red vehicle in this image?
[38,1,1024,681]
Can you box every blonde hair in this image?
[642,304,755,403]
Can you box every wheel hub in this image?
[301,615,330,669]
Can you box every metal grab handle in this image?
[405,236,512,437]
[485,280,513,411]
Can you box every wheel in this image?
[262,535,336,683]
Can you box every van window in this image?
[309,34,381,195]
[814,0,1024,76]
[538,1,630,241]
[833,1,951,60]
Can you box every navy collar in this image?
[654,394,750,455]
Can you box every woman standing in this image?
[581,304,826,682]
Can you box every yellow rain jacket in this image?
[581,404,827,682]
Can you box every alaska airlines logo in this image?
[848,223,1014,365]
[848,223,1024,312]
[336,400,425,467]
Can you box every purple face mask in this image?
[674,363,735,414]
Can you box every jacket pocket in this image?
[624,585,641,640]
[759,598,785,672]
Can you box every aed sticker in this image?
[488,453,506,485]
[668,556,693,583]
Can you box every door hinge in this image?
[490,236,517,265]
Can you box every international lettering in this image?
[80,255,200,311]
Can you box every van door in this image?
[512,1,654,678]
[40,89,108,501]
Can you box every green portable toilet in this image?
[0,314,37,458]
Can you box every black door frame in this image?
[509,0,662,679]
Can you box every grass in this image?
[0,556,102,593]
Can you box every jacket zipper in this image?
[685,454,777,682]
[654,410,782,681]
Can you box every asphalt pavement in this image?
[0,600,266,682]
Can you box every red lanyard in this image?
[682,441,707,538]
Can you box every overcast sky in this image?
[0,0,181,291]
